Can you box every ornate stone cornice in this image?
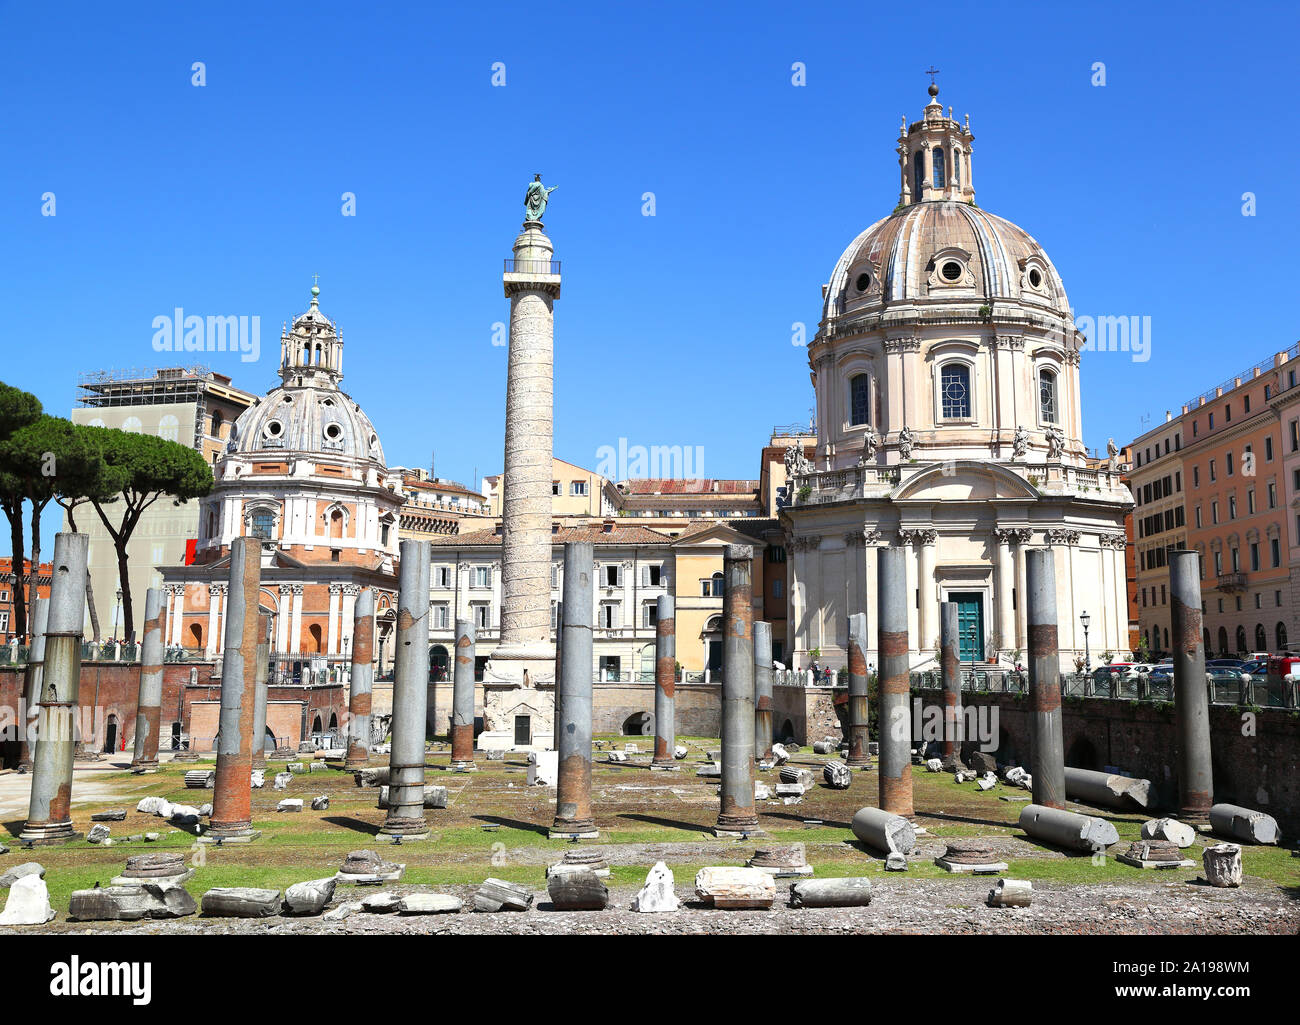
[342,583,361,596]
[1099,532,1128,549]
[883,336,922,354]
[994,334,1025,350]
[1044,528,1080,546]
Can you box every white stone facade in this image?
[783,85,1131,672]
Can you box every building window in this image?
[432,603,449,629]
[473,604,490,629]
[1250,543,1260,571]
[1038,369,1058,423]
[1268,482,1277,508]
[434,566,451,588]
[913,151,925,196]
[472,566,491,589]
[1271,538,1281,567]
[551,481,560,496]
[939,363,971,419]
[251,510,274,539]
[570,481,588,497]
[1209,460,1216,482]
[932,146,945,188]
[642,602,657,628]
[850,374,871,426]
[1265,436,1274,461]
[773,578,784,598]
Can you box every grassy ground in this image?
[4,733,1297,916]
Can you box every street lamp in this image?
[1080,610,1091,673]
[113,588,123,643]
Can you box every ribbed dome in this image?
[227,384,386,466]
[823,201,1071,323]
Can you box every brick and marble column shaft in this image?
[21,533,87,845]
[552,541,595,836]
[209,538,261,839]
[345,589,376,769]
[717,545,759,836]
[382,540,431,836]
[939,601,963,767]
[1027,548,1065,810]
[1171,549,1214,818]
[449,617,476,769]
[130,587,165,772]
[652,595,676,765]
[847,611,870,767]
[17,597,48,771]
[251,613,269,769]
[877,545,913,817]
[753,620,774,763]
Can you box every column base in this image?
[130,761,160,774]
[846,757,873,769]
[448,760,478,772]
[550,823,598,839]
[172,751,200,763]
[18,822,83,846]
[649,761,679,771]
[713,824,765,839]
[379,816,429,840]
[197,828,261,844]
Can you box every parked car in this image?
[1207,658,1247,669]
[1239,659,1268,678]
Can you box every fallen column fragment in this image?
[68,883,196,921]
[851,806,916,855]
[987,878,1032,908]
[473,878,534,912]
[1064,766,1151,810]
[546,867,609,910]
[1201,843,1243,887]
[1208,803,1279,845]
[200,887,281,917]
[1141,817,1196,848]
[1018,803,1118,851]
[788,877,872,908]
[694,867,775,909]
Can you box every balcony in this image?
[1216,572,1246,592]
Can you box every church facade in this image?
[159,285,402,680]
[781,84,1132,671]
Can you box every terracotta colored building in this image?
[0,558,52,643]
[159,285,400,679]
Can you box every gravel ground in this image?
[22,876,1300,936]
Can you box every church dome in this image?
[822,202,1072,324]
[224,283,386,467]
[228,383,386,465]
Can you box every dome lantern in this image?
[897,79,975,207]
[279,279,344,387]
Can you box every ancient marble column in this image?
[846,612,871,767]
[20,533,88,845]
[1171,549,1214,819]
[449,617,477,771]
[877,545,914,817]
[344,588,375,769]
[1026,548,1065,810]
[753,620,774,763]
[130,587,165,773]
[207,537,262,842]
[716,545,759,837]
[651,595,676,767]
[17,597,48,771]
[552,541,596,838]
[994,529,1015,651]
[939,601,963,768]
[493,218,561,686]
[250,613,269,769]
[381,540,431,838]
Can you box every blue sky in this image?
[2,0,1298,555]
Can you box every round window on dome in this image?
[855,272,871,292]
[941,261,963,282]
[324,423,342,441]
[264,420,283,437]
[1028,268,1043,289]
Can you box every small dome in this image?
[228,383,385,465]
[823,201,1071,323]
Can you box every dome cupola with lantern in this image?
[781,78,1132,678]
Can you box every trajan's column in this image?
[482,176,562,750]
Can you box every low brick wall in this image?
[914,686,1300,836]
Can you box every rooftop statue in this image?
[525,174,558,222]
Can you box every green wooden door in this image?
[949,592,984,662]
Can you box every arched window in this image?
[1234,625,1247,653]
[211,410,223,437]
[1217,626,1228,655]
[158,414,179,442]
[914,151,925,197]
[1039,369,1058,423]
[850,374,871,426]
[939,363,971,419]
[1255,623,1267,651]
[1278,622,1289,650]
[952,149,960,187]
[932,147,945,189]
[329,509,344,539]
[251,509,274,539]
